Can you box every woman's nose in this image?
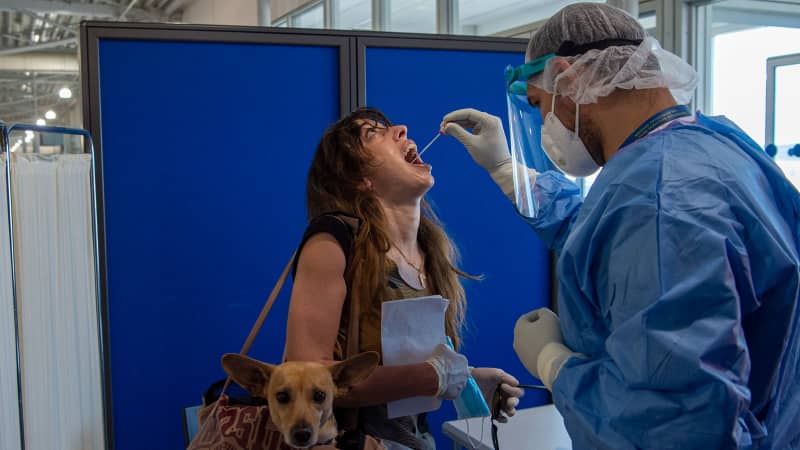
[392,125,408,141]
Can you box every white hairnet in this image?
[526,3,698,105]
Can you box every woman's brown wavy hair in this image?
[306,107,474,350]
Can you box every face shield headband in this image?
[505,38,644,95]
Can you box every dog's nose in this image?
[291,424,313,446]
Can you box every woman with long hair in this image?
[284,108,522,450]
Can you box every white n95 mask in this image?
[541,94,599,178]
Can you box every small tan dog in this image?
[221,351,379,448]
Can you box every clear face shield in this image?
[504,54,556,218]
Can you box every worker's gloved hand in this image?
[470,367,524,422]
[426,343,469,399]
[441,108,521,202]
[513,308,578,390]
[441,108,511,171]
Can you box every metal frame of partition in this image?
[766,52,800,147]
[79,24,356,449]
[1,122,105,450]
[353,34,527,107]
[0,120,25,450]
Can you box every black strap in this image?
[491,384,548,450]
[556,38,643,57]
[202,378,268,406]
[202,379,227,405]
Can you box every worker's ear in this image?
[551,57,577,92]
[552,57,572,74]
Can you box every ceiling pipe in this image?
[0,52,78,71]
[0,38,77,56]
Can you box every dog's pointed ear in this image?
[330,351,380,397]
[221,353,275,396]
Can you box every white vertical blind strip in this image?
[11,153,104,450]
[0,153,23,450]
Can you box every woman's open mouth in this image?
[405,146,426,165]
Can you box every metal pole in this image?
[1,122,26,450]
[436,0,459,34]
[0,38,77,56]
[119,0,139,20]
[325,0,335,29]
[372,0,389,31]
[258,0,271,26]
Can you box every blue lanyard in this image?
[620,105,691,149]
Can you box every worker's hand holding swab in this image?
[441,108,511,170]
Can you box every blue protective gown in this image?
[524,113,800,449]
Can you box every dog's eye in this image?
[275,391,290,404]
[313,390,326,403]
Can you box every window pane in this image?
[390,0,435,33]
[706,1,800,188]
[708,2,800,146]
[338,0,371,29]
[294,3,324,28]
[458,0,603,36]
[775,60,800,189]
[712,27,800,145]
[773,62,800,189]
[639,13,656,34]
[775,63,800,147]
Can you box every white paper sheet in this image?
[381,295,449,419]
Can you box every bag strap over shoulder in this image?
[216,250,297,395]
[244,212,359,356]
[240,250,297,355]
[220,213,361,396]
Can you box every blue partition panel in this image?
[97,39,341,450]
[364,46,551,447]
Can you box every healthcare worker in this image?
[442,3,800,449]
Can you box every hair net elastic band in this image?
[556,38,643,57]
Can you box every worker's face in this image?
[526,76,605,166]
[356,119,433,201]
[526,84,573,129]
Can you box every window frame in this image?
[766,52,800,147]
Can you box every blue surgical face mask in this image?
[445,337,490,419]
[454,375,491,419]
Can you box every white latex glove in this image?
[470,367,524,423]
[426,343,468,400]
[513,308,578,390]
[441,109,530,203]
[441,108,511,171]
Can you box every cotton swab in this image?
[418,131,442,157]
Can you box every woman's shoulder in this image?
[302,213,358,250]
[293,212,359,278]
